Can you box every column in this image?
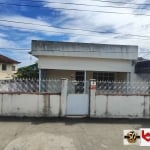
[89,79,96,117]
[60,78,68,117]
[39,69,41,92]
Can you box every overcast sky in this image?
[0,0,150,67]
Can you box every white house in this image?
[31,40,143,83]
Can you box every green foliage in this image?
[16,63,39,78]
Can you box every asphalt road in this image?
[0,117,150,150]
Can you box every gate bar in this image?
[84,70,87,94]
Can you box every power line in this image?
[22,0,150,11]
[0,2,150,16]
[92,0,150,6]
[0,19,150,39]
[0,24,150,41]
[0,24,119,38]
[0,47,30,50]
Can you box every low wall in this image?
[92,95,150,118]
[0,93,61,117]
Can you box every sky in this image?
[0,0,150,67]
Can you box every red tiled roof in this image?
[0,54,20,64]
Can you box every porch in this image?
[39,69,129,81]
[39,69,130,93]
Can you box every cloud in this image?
[0,0,150,67]
[42,0,150,55]
[0,15,69,36]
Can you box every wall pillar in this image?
[60,78,68,117]
[89,79,96,117]
[39,69,41,92]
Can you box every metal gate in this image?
[66,81,89,116]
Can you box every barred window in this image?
[93,72,114,81]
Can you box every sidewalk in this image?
[0,118,150,150]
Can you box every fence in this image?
[96,81,150,94]
[0,79,150,95]
[0,79,88,93]
[0,79,61,93]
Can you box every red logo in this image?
[142,130,150,142]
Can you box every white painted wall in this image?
[38,56,133,72]
[0,94,61,117]
[93,95,150,118]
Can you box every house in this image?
[0,54,20,80]
[31,40,144,83]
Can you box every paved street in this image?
[0,117,150,150]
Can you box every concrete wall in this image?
[32,40,138,60]
[0,93,61,117]
[1,93,150,118]
[91,95,150,118]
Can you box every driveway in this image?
[0,118,150,150]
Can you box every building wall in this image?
[0,63,18,80]
[38,56,133,72]
[38,56,142,82]
[32,41,140,82]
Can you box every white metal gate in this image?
[66,81,89,116]
[66,94,89,115]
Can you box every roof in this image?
[0,54,20,64]
[31,40,138,60]
[32,40,138,47]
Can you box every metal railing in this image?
[96,81,150,94]
[0,79,150,95]
[68,80,89,94]
[0,79,61,93]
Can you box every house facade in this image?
[0,55,20,80]
[31,40,142,83]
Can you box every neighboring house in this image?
[31,40,144,82]
[135,59,150,81]
[0,54,20,80]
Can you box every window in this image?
[12,66,15,71]
[93,72,114,81]
[75,71,84,81]
[93,72,115,90]
[2,64,7,71]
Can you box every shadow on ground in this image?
[0,116,149,128]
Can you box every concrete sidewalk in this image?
[0,118,150,150]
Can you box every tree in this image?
[15,63,39,78]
